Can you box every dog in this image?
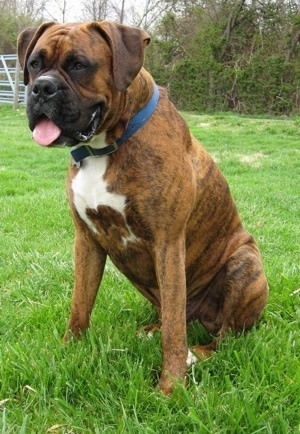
[18,21,268,395]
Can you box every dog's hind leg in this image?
[189,239,268,359]
[218,240,268,335]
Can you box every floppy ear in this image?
[92,21,151,92]
[17,22,56,85]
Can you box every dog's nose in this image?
[32,77,58,102]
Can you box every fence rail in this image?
[0,54,27,108]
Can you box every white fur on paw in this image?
[146,331,153,340]
[137,329,154,339]
[186,349,198,367]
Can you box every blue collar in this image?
[71,83,160,165]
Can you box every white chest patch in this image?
[72,156,124,231]
[71,136,137,244]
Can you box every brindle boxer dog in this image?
[18,21,268,395]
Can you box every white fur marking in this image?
[122,232,139,246]
[72,134,137,245]
[186,349,198,367]
[72,155,125,233]
[137,329,154,340]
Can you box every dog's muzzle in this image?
[28,76,103,147]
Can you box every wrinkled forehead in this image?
[32,23,109,58]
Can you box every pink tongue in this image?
[33,119,62,146]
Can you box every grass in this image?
[0,104,299,433]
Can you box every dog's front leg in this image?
[155,237,188,395]
[63,229,106,342]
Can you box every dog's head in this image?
[18,21,150,147]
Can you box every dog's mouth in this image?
[73,109,100,143]
[32,107,102,147]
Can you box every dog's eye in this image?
[30,60,40,69]
[72,62,85,71]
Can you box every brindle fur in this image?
[18,21,268,395]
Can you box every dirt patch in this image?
[237,152,266,168]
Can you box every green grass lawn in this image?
[0,105,299,433]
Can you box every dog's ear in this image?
[92,21,151,92]
[17,22,56,85]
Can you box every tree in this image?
[0,0,44,52]
[110,0,126,23]
[80,0,172,28]
[2,0,300,114]
[44,0,69,22]
[81,0,111,21]
[149,0,300,114]
[130,0,174,29]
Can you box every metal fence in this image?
[0,54,27,108]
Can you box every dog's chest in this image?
[71,156,137,246]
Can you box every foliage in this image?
[146,0,300,115]
[0,105,299,432]
[2,0,300,114]
[0,12,35,53]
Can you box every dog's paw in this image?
[186,349,199,367]
[136,322,162,339]
[187,342,216,366]
[158,371,187,396]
